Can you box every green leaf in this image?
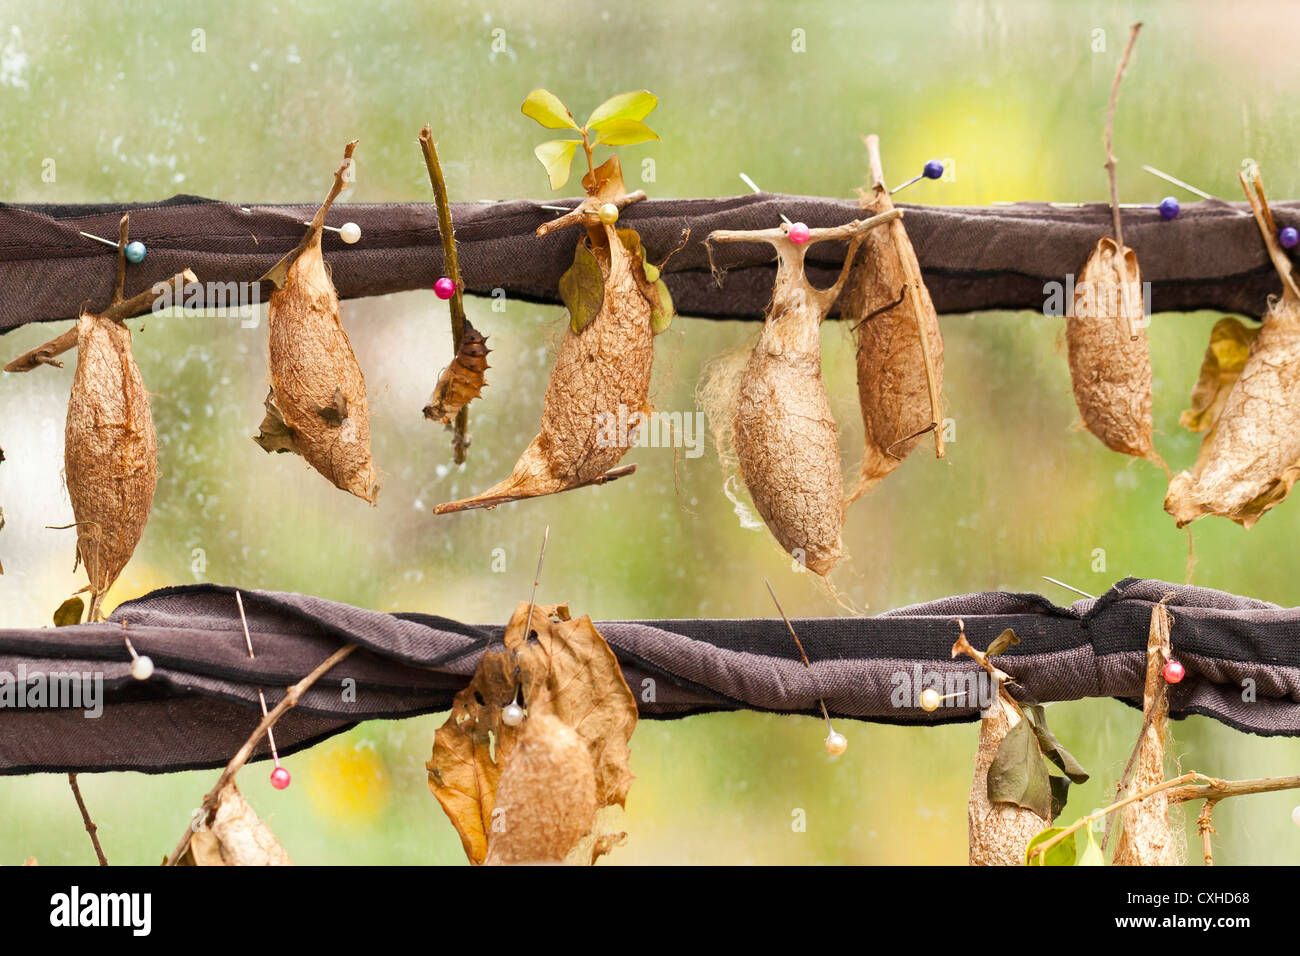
[1077,825,1105,866]
[559,240,605,333]
[1025,704,1090,783]
[592,119,660,147]
[651,278,674,334]
[521,89,579,130]
[53,596,84,627]
[534,140,581,191]
[987,716,1052,820]
[986,628,1020,657]
[1025,827,1077,866]
[586,90,658,129]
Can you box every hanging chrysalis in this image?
[423,320,491,425]
[707,210,900,575]
[257,140,379,503]
[1165,168,1300,527]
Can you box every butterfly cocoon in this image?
[1067,237,1163,467]
[64,312,158,616]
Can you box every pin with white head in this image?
[503,525,551,728]
[889,159,947,196]
[120,621,154,680]
[765,579,846,756]
[739,173,811,244]
[303,220,362,243]
[236,591,291,790]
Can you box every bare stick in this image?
[113,215,129,304]
[165,642,357,865]
[5,326,79,373]
[1167,772,1300,804]
[1240,167,1300,302]
[419,126,472,464]
[709,208,901,246]
[100,269,197,323]
[432,463,637,515]
[1197,800,1217,866]
[536,190,648,237]
[67,773,108,866]
[1104,22,1142,250]
[260,141,358,288]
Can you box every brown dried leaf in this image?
[1067,238,1163,467]
[1165,176,1300,528]
[969,697,1048,865]
[1179,317,1258,434]
[427,601,637,865]
[843,191,944,499]
[179,783,292,866]
[253,387,301,455]
[65,312,158,617]
[423,321,491,424]
[435,228,653,512]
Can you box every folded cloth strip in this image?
[0,577,1296,775]
[2,195,1297,333]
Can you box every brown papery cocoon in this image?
[65,312,157,619]
[1165,169,1300,528]
[968,698,1048,865]
[435,227,653,513]
[843,138,944,501]
[1067,237,1164,467]
[262,140,378,503]
[1113,603,1180,865]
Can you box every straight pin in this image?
[504,525,551,728]
[302,220,361,243]
[765,579,846,756]
[1041,576,1097,600]
[235,591,291,790]
[889,159,946,196]
[80,230,146,263]
[739,173,794,226]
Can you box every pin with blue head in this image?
[80,230,147,262]
[1280,226,1299,250]
[889,159,946,196]
[1140,165,1223,221]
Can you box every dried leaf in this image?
[264,144,379,503]
[582,156,627,204]
[65,312,157,616]
[1067,238,1163,466]
[843,190,944,499]
[559,239,606,334]
[253,388,301,455]
[179,783,291,866]
[1179,317,1258,434]
[987,715,1052,820]
[1024,704,1089,783]
[969,697,1050,865]
[53,597,84,627]
[423,320,491,424]
[986,628,1020,657]
[1165,175,1300,527]
[428,601,637,865]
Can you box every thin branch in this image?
[535,190,648,237]
[165,642,357,865]
[1028,771,1215,862]
[67,773,108,866]
[113,214,129,304]
[432,463,637,515]
[1240,167,1300,302]
[1103,22,1142,250]
[259,140,358,288]
[1167,772,1300,804]
[100,269,197,323]
[1197,800,1217,866]
[5,325,78,373]
[419,126,472,464]
[709,208,901,246]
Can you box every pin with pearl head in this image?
[80,230,147,263]
[764,579,846,756]
[502,525,551,729]
[235,591,291,790]
[302,220,362,244]
[120,621,154,681]
[738,173,815,245]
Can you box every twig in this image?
[1103,23,1142,251]
[5,326,79,373]
[165,642,357,865]
[432,463,637,515]
[1028,771,1215,861]
[1167,772,1300,804]
[113,215,129,304]
[1197,800,1217,866]
[709,208,901,246]
[419,126,472,464]
[100,269,197,323]
[1240,167,1300,302]
[535,190,648,237]
[259,140,358,288]
[67,774,108,866]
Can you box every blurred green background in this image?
[2,0,1299,865]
